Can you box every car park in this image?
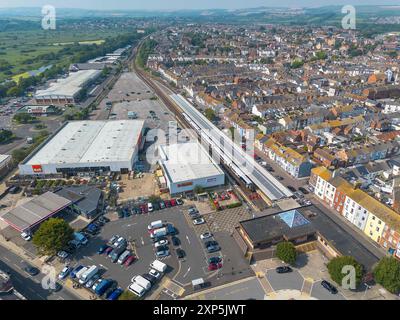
[200,232,213,240]
[58,266,72,280]
[276,266,293,274]
[321,280,338,294]
[193,218,205,225]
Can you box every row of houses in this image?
[310,166,400,260]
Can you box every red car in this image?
[208,262,223,271]
[140,204,148,214]
[105,247,113,255]
[170,199,177,206]
[164,200,171,208]
[124,255,136,267]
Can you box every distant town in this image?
[0,4,399,302]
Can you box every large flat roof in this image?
[0,192,72,232]
[25,120,145,166]
[35,70,101,98]
[160,143,224,183]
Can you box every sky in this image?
[0,0,396,11]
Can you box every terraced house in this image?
[311,166,400,260]
[263,138,313,178]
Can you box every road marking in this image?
[3,257,10,262]
[183,267,191,278]
[186,235,190,245]
[141,237,144,245]
[99,264,108,270]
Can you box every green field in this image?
[0,30,124,82]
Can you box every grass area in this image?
[0,30,121,82]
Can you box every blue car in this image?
[98,244,109,254]
[107,288,123,300]
[70,265,84,279]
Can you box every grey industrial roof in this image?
[55,186,101,215]
[0,192,71,232]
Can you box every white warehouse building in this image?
[19,120,145,176]
[158,142,225,194]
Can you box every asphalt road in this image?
[0,244,80,300]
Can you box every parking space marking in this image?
[182,267,191,278]
[99,264,108,270]
[185,235,190,245]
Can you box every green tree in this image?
[118,290,139,300]
[373,257,400,294]
[204,108,216,122]
[0,129,13,144]
[327,256,364,288]
[32,218,74,256]
[290,59,304,69]
[276,241,297,265]
[13,113,35,124]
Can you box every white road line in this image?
[186,235,190,245]
[183,267,191,278]
[141,237,144,245]
[4,257,10,262]
[99,264,108,270]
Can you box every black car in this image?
[142,273,157,285]
[287,186,297,192]
[104,281,119,299]
[276,266,293,274]
[205,240,219,248]
[49,282,63,293]
[24,265,40,276]
[176,248,185,259]
[321,280,338,294]
[298,187,309,195]
[171,236,180,246]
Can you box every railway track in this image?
[133,57,268,210]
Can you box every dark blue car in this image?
[106,288,123,300]
[97,244,109,254]
[70,265,84,279]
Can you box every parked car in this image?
[105,247,113,255]
[58,266,72,280]
[171,236,180,246]
[98,245,109,254]
[142,273,157,285]
[200,232,213,240]
[205,240,219,248]
[276,266,293,274]
[170,199,177,206]
[154,239,169,248]
[21,232,32,241]
[155,247,170,258]
[176,248,185,259]
[188,207,198,215]
[208,256,222,264]
[124,255,136,267]
[321,280,338,294]
[49,282,63,293]
[148,269,162,281]
[164,200,171,208]
[206,245,220,253]
[287,186,297,192]
[85,274,100,288]
[23,265,40,276]
[91,278,103,291]
[159,201,166,209]
[298,187,309,195]
[57,251,69,260]
[176,198,183,205]
[70,265,84,279]
[147,202,154,212]
[193,218,205,225]
[107,288,123,300]
[208,262,223,271]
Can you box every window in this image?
[378,221,382,225]
[372,216,376,221]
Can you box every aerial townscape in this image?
[0,2,400,305]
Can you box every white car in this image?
[57,251,69,259]
[200,232,213,240]
[154,239,169,248]
[149,268,162,281]
[193,218,205,225]
[21,232,32,241]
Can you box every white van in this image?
[132,275,151,290]
[150,260,167,273]
[147,220,163,230]
[75,267,88,282]
[79,265,98,284]
[128,282,146,297]
[117,250,131,265]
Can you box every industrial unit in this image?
[19,120,145,176]
[34,69,102,105]
[158,142,225,194]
